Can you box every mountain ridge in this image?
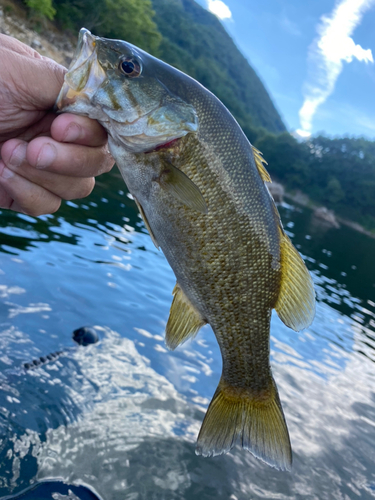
[151,0,286,136]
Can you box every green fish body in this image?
[56,29,315,470]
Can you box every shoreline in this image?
[283,189,375,240]
[266,182,375,239]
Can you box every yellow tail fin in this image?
[195,378,292,471]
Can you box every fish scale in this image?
[56,28,315,471]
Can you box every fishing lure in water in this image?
[56,29,315,470]
[22,327,99,370]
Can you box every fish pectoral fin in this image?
[275,230,315,331]
[196,377,292,471]
[165,282,207,350]
[158,161,208,214]
[252,146,272,183]
[133,196,160,249]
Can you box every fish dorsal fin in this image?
[133,196,159,249]
[275,230,315,331]
[158,161,208,214]
[252,146,272,183]
[165,282,207,350]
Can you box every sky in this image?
[196,0,375,139]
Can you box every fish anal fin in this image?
[133,196,159,249]
[196,377,292,471]
[165,283,206,350]
[158,160,208,214]
[275,230,315,331]
[252,146,272,183]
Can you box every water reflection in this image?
[0,170,375,498]
[1,328,375,499]
[1,481,103,500]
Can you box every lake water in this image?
[1,169,375,499]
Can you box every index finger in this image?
[2,138,114,178]
[51,113,108,148]
[0,34,44,59]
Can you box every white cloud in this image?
[295,128,312,139]
[298,0,375,136]
[207,0,232,20]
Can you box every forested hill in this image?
[151,0,286,135]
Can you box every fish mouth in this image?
[55,28,199,154]
[56,28,107,110]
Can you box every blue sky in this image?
[196,0,375,139]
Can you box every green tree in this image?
[54,0,161,54]
[25,0,56,20]
[324,177,345,205]
[255,132,310,188]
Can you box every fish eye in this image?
[119,57,142,78]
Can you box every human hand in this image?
[0,34,114,216]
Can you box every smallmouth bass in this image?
[56,29,315,471]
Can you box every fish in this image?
[56,28,315,471]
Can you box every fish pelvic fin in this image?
[252,146,272,183]
[165,282,207,350]
[275,229,316,331]
[196,378,292,471]
[133,196,159,249]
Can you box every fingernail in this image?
[63,123,82,142]
[1,167,14,179]
[8,143,27,168]
[36,143,57,169]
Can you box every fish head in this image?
[56,28,198,153]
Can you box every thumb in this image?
[3,47,67,111]
[22,56,67,110]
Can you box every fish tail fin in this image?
[195,377,292,471]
